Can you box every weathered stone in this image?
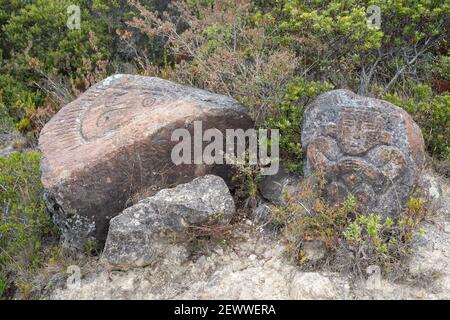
[302,89,425,216]
[101,175,235,269]
[39,74,253,249]
[259,166,301,205]
[289,272,350,300]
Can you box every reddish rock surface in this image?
[39,75,253,249]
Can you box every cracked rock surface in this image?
[101,175,235,270]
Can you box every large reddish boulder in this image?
[39,75,253,249]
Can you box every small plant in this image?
[268,78,333,173]
[273,173,428,278]
[0,151,58,298]
[84,239,99,256]
[178,211,234,259]
[227,151,263,209]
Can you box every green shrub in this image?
[0,0,110,128]
[384,84,450,164]
[432,56,450,82]
[0,0,163,134]
[272,174,428,276]
[256,0,449,95]
[0,151,55,298]
[268,78,333,173]
[0,100,14,135]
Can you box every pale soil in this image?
[47,195,449,300]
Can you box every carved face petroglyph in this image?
[302,90,425,217]
[306,107,406,211]
[336,108,392,155]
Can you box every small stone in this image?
[101,175,235,270]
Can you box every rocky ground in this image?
[48,173,449,300]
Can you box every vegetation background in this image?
[0,0,448,298]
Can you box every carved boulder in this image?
[39,74,253,249]
[301,90,425,216]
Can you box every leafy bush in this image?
[1,0,106,124]
[272,174,427,276]
[384,84,450,165]
[268,78,333,172]
[128,0,298,124]
[0,152,56,298]
[256,0,449,95]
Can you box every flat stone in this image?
[39,75,253,249]
[302,90,425,216]
[101,175,235,270]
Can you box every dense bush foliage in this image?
[268,78,333,172]
[257,0,448,92]
[0,152,56,297]
[0,0,167,137]
[385,85,450,163]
